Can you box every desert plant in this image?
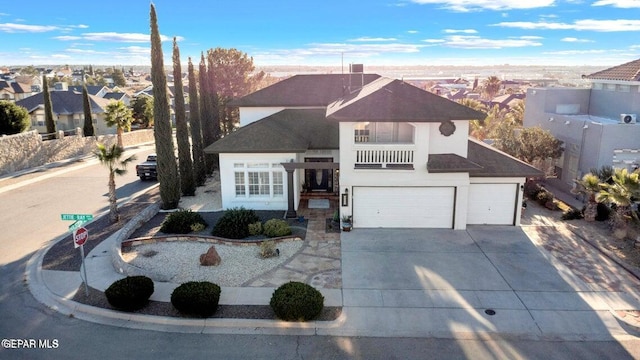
[572,173,601,221]
[248,221,263,236]
[171,281,221,317]
[160,209,208,234]
[212,207,260,239]
[332,210,340,223]
[190,222,206,233]
[270,281,324,321]
[536,188,555,208]
[260,240,278,258]
[596,202,611,222]
[105,276,154,311]
[263,219,292,238]
[561,208,584,221]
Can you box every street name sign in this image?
[61,214,94,221]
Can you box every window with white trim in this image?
[233,162,285,198]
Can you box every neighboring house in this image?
[205,70,541,230]
[488,93,525,111]
[523,58,640,192]
[103,92,131,106]
[68,85,110,98]
[0,80,33,102]
[16,90,113,135]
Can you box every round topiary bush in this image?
[171,281,221,317]
[212,207,259,239]
[270,281,324,321]
[160,209,208,234]
[105,276,154,311]
[263,219,292,238]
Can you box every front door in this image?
[305,158,333,192]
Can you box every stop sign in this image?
[73,227,89,248]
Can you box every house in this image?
[205,69,541,229]
[523,58,640,192]
[0,80,33,102]
[16,90,113,134]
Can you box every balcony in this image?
[354,145,414,169]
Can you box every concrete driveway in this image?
[331,226,640,339]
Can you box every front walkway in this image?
[243,197,342,288]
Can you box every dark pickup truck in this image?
[136,154,157,180]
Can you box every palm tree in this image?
[94,143,136,223]
[572,173,601,221]
[482,76,501,100]
[104,100,134,148]
[597,168,640,238]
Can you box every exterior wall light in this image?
[342,188,349,207]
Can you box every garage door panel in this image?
[468,183,517,225]
[353,187,454,228]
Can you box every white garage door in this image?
[467,183,517,225]
[353,187,455,228]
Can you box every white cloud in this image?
[409,0,555,11]
[592,0,640,8]
[422,39,447,43]
[444,35,543,48]
[120,46,150,54]
[58,32,184,43]
[443,29,478,33]
[0,23,58,33]
[349,37,398,42]
[561,37,593,42]
[495,19,640,31]
[54,35,82,41]
[65,48,107,55]
[51,54,71,58]
[407,30,419,34]
[543,49,609,55]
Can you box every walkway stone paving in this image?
[244,198,341,288]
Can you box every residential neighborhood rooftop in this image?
[584,58,640,82]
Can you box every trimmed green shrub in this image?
[561,208,584,220]
[211,207,260,239]
[171,281,221,317]
[105,276,154,311]
[160,209,208,234]
[263,219,292,238]
[248,221,263,236]
[270,281,324,321]
[260,240,277,258]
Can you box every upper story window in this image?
[354,122,414,144]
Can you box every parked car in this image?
[136,154,157,180]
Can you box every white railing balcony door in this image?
[354,145,415,169]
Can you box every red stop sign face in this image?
[74,227,88,247]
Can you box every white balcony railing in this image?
[354,145,415,168]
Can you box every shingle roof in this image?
[229,74,381,107]
[427,153,483,173]
[68,85,108,95]
[466,138,543,178]
[16,91,109,114]
[203,109,338,154]
[584,58,640,82]
[326,78,487,122]
[103,92,126,101]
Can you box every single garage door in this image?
[353,187,455,228]
[467,183,518,225]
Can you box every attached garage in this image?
[352,187,455,228]
[467,183,518,225]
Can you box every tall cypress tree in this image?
[198,53,215,174]
[172,37,195,196]
[188,57,206,186]
[150,3,180,209]
[43,75,56,135]
[82,84,95,136]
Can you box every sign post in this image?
[61,213,93,297]
[73,226,90,297]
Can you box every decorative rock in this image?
[199,245,222,266]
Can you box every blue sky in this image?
[0,0,639,67]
